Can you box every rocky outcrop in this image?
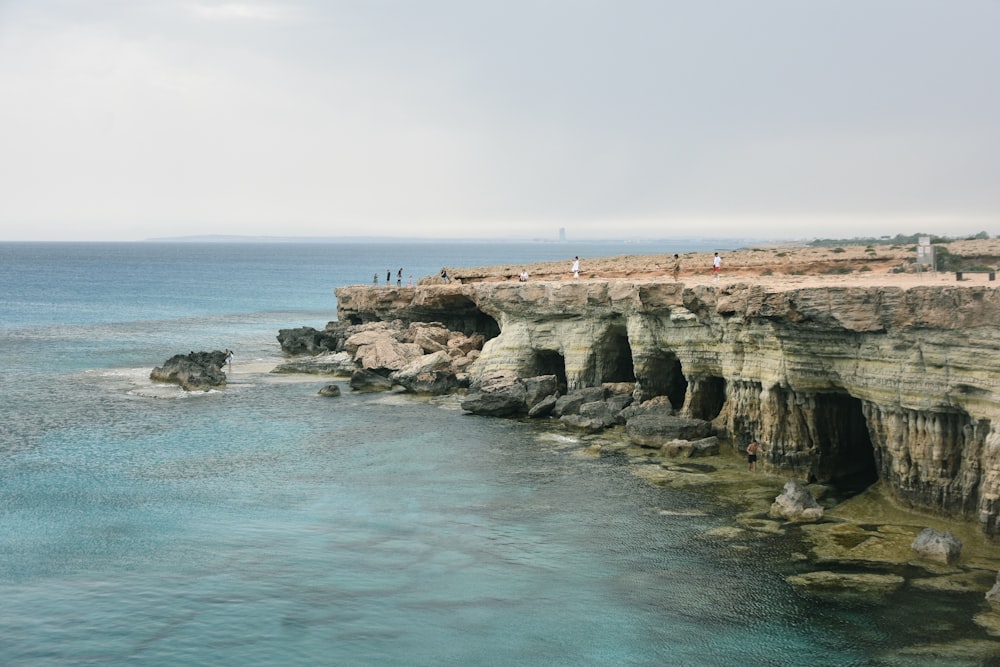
[277,320,484,395]
[336,280,1000,535]
[150,350,228,391]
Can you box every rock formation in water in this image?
[150,350,228,391]
[335,280,1000,535]
[275,320,484,395]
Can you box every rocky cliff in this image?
[335,280,1000,535]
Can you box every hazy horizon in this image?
[1,1,998,242]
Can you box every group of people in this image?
[373,268,413,287]
[381,252,724,287]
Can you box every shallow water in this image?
[2,242,999,666]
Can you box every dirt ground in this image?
[443,238,1000,291]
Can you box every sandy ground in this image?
[442,238,1000,291]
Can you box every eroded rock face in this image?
[150,351,228,391]
[335,280,1000,534]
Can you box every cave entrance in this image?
[593,322,636,385]
[688,375,725,421]
[533,350,567,394]
[635,351,688,409]
[409,295,500,340]
[815,393,878,492]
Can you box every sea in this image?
[0,241,995,666]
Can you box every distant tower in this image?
[559,227,566,242]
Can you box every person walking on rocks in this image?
[747,439,765,472]
[672,254,681,282]
[571,256,580,280]
[713,253,722,281]
[224,349,234,372]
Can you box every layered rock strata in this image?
[336,280,1000,535]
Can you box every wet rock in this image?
[560,414,609,433]
[349,368,394,392]
[523,375,559,409]
[770,479,824,522]
[911,528,963,565]
[318,384,341,397]
[150,350,227,391]
[272,351,356,375]
[527,394,558,418]
[461,373,528,416]
[786,570,905,598]
[661,436,720,458]
[277,325,344,355]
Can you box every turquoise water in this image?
[0,242,993,665]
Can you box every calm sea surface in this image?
[0,242,992,666]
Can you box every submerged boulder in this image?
[911,528,963,565]
[770,479,824,522]
[150,350,228,391]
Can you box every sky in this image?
[1,0,998,242]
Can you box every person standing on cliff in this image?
[386,269,392,286]
[373,272,378,286]
[397,268,403,286]
[440,267,449,283]
[713,253,722,281]
[572,256,580,280]
[672,254,681,282]
[747,439,765,472]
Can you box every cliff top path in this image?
[434,238,1000,290]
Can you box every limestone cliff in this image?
[336,281,1000,535]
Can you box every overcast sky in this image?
[1,0,998,242]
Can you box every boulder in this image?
[618,395,674,422]
[272,351,356,376]
[553,387,607,417]
[461,373,527,416]
[985,571,1000,608]
[527,394,558,418]
[354,338,423,372]
[560,414,610,433]
[523,375,559,409]
[150,350,228,391]
[625,414,712,447]
[448,332,485,355]
[390,350,459,395]
[911,528,963,565]
[661,436,720,458]
[277,326,343,355]
[318,384,342,397]
[770,479,824,522]
[349,368,394,392]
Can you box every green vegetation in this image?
[859,265,872,272]
[831,247,846,253]
[808,231,991,249]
